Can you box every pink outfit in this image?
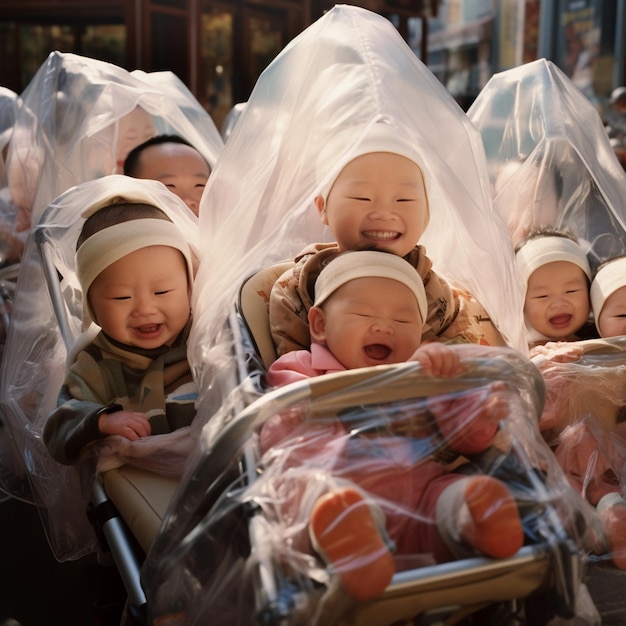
[262,344,499,562]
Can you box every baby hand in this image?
[531,341,583,364]
[410,342,462,377]
[98,410,152,440]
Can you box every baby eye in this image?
[155,289,172,296]
[112,295,131,301]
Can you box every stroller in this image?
[139,259,594,626]
[139,6,599,624]
[0,176,202,624]
[0,49,224,511]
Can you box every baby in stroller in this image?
[43,184,198,467]
[262,250,524,603]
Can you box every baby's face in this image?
[597,285,626,338]
[88,245,190,349]
[116,107,156,173]
[311,276,423,370]
[318,152,429,256]
[133,142,210,216]
[524,261,590,339]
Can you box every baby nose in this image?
[185,196,199,216]
[133,293,157,315]
[371,318,393,333]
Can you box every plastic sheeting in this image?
[0,176,203,560]
[188,5,526,372]
[141,6,595,625]
[5,51,223,234]
[467,59,626,272]
[0,50,223,516]
[143,344,595,625]
[532,337,626,517]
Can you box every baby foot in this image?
[460,475,524,559]
[309,487,394,601]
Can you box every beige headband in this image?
[516,236,591,288]
[314,250,428,322]
[76,218,194,321]
[590,256,626,329]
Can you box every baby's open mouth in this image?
[364,344,392,360]
[362,230,401,241]
[549,314,572,328]
[134,324,162,336]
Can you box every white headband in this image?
[76,218,194,322]
[516,236,591,287]
[314,250,428,322]
[590,256,626,328]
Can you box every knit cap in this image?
[76,185,194,324]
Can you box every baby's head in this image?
[590,255,626,337]
[124,134,210,217]
[76,194,194,349]
[516,227,591,340]
[308,249,427,370]
[314,122,429,258]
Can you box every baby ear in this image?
[308,305,327,343]
[314,196,328,224]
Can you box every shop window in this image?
[200,6,233,132]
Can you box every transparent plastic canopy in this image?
[0,176,202,560]
[467,58,626,272]
[141,7,595,625]
[5,51,223,234]
[189,3,526,377]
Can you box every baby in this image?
[44,188,196,465]
[124,134,210,216]
[262,250,523,602]
[591,254,626,338]
[515,226,593,349]
[530,253,626,569]
[269,121,505,358]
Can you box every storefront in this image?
[0,0,436,132]
[415,0,626,112]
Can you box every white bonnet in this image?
[316,121,430,224]
[313,249,428,322]
[590,256,626,327]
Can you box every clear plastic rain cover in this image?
[140,6,596,625]
[467,58,626,273]
[5,50,223,235]
[0,50,223,511]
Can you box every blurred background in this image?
[0,0,624,134]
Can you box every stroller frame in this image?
[141,261,587,626]
[35,217,180,625]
